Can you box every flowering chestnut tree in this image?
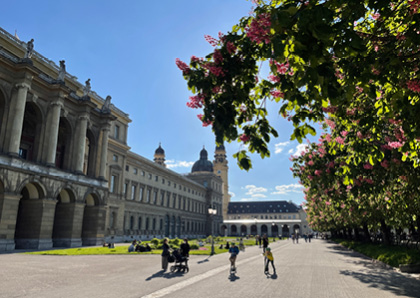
[177,0,420,170]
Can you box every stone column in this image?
[45,99,63,166]
[7,82,31,156]
[98,126,110,179]
[73,113,89,174]
[0,193,21,251]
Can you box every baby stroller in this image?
[169,249,189,273]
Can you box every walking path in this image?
[1,239,419,298]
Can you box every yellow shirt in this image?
[265,251,273,261]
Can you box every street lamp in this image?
[208,206,217,255]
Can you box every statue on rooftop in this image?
[83,78,91,96]
[57,60,66,81]
[24,39,34,59]
[102,95,111,112]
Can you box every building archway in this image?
[20,102,43,162]
[81,192,104,246]
[282,225,290,237]
[221,225,227,237]
[271,224,278,237]
[240,225,247,236]
[56,118,72,170]
[261,224,268,235]
[14,182,52,249]
[251,224,257,235]
[83,129,97,177]
[230,225,237,236]
[52,188,82,247]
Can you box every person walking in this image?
[161,238,170,271]
[263,247,276,275]
[262,234,269,252]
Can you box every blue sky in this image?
[2,0,317,205]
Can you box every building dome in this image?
[215,144,225,151]
[191,147,213,173]
[155,144,165,155]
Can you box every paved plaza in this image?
[1,239,419,298]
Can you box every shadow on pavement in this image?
[145,270,188,281]
[340,269,420,297]
[228,273,240,282]
[326,242,420,297]
[197,256,211,264]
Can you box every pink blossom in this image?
[357,131,364,139]
[204,34,218,46]
[325,201,331,206]
[363,163,373,170]
[372,13,380,20]
[407,80,420,93]
[191,55,203,63]
[388,141,404,149]
[322,106,338,113]
[380,160,389,168]
[365,178,374,184]
[213,49,223,64]
[186,94,205,109]
[325,119,335,130]
[175,58,190,74]
[226,41,237,54]
[325,134,332,142]
[270,90,284,98]
[240,134,250,143]
[307,160,314,166]
[335,136,345,144]
[197,114,212,127]
[268,74,281,83]
[315,170,322,176]
[246,13,272,44]
[209,66,225,77]
[340,131,348,137]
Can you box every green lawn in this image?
[333,238,420,267]
[23,236,268,256]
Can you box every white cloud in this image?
[290,144,308,157]
[288,149,294,154]
[229,192,235,198]
[243,185,267,198]
[166,160,194,169]
[239,198,255,202]
[274,141,290,154]
[271,184,304,195]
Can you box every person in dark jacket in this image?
[161,238,170,271]
[180,238,190,266]
[262,234,269,252]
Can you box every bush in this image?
[190,244,199,250]
[150,238,160,248]
[169,238,182,246]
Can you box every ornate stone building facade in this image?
[222,201,311,237]
[0,27,224,251]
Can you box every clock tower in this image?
[213,144,230,220]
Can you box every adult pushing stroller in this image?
[169,249,189,273]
